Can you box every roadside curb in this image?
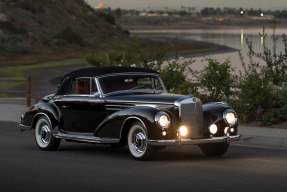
[234,134,287,149]
[0,98,36,105]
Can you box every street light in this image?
[260,13,264,17]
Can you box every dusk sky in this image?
[85,0,287,10]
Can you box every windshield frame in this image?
[96,72,167,97]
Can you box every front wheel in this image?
[199,143,229,156]
[127,122,155,160]
[35,116,61,151]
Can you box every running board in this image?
[54,131,119,144]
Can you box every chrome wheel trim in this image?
[128,125,147,158]
[35,118,52,148]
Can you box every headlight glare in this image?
[155,111,170,129]
[179,126,188,137]
[209,124,218,134]
[223,109,237,126]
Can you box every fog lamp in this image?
[179,126,188,137]
[209,124,218,134]
[230,128,235,133]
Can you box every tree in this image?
[114,8,122,19]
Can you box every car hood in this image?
[104,93,188,105]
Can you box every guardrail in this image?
[0,76,31,107]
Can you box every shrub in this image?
[190,58,234,102]
[238,73,273,113]
[55,27,84,47]
[262,105,287,125]
[161,58,198,95]
[85,40,170,69]
[96,11,116,25]
[238,21,287,123]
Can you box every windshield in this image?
[98,74,165,94]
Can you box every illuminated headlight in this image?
[209,124,218,134]
[179,126,188,137]
[223,109,237,126]
[155,111,170,129]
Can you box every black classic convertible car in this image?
[20,66,240,160]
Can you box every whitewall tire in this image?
[127,122,155,160]
[34,115,61,151]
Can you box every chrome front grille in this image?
[179,98,203,139]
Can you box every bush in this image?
[96,11,115,25]
[238,73,273,113]
[161,58,198,95]
[190,58,234,102]
[55,27,84,47]
[85,40,170,69]
[237,21,287,123]
[262,106,287,125]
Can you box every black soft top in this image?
[62,66,158,80]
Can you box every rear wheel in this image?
[127,122,155,160]
[35,116,61,151]
[199,143,229,156]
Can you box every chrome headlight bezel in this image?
[223,109,238,126]
[155,111,170,129]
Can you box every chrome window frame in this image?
[66,77,101,97]
[95,73,166,97]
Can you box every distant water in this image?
[131,28,287,74]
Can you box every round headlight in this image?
[155,112,170,129]
[223,109,237,126]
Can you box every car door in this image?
[54,77,107,133]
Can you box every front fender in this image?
[203,102,238,136]
[95,106,177,140]
[21,102,61,129]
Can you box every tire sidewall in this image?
[127,122,149,159]
[34,115,60,150]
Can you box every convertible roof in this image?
[62,66,158,80]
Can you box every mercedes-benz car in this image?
[20,66,240,160]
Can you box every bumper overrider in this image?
[148,134,241,146]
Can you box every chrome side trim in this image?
[148,135,241,146]
[119,116,147,140]
[19,124,31,132]
[122,116,146,129]
[54,131,119,144]
[105,100,173,105]
[33,112,52,127]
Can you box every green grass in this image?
[0,58,87,91]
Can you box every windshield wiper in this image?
[129,85,147,90]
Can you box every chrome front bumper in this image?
[148,135,241,146]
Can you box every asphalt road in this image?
[1,121,287,192]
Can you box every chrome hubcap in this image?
[39,124,51,144]
[132,130,146,154]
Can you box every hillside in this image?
[0,0,129,64]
